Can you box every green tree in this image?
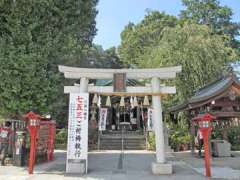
[140,23,238,100]
[83,45,123,69]
[0,0,98,119]
[119,11,178,65]
[119,9,239,101]
[180,0,240,48]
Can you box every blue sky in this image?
[93,0,240,50]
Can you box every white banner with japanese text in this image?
[147,108,154,131]
[67,93,89,160]
[99,108,108,131]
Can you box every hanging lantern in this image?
[143,96,150,106]
[106,96,111,107]
[92,94,98,104]
[97,95,101,107]
[133,96,138,107]
[120,96,125,107]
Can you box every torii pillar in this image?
[151,77,172,174]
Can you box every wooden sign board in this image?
[114,73,126,92]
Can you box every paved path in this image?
[0,150,207,180]
[174,151,240,179]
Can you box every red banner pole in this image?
[47,124,51,161]
[203,131,211,177]
[47,123,55,161]
[51,124,55,160]
[28,126,38,174]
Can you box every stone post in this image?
[151,77,172,174]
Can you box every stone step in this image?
[100,139,145,142]
[100,142,146,146]
[102,130,143,135]
[100,139,145,143]
[100,145,146,150]
[99,134,146,150]
[100,135,145,139]
[101,143,146,146]
[100,144,146,148]
[100,146,146,150]
[100,138,145,142]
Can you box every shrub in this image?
[55,128,68,149]
[147,132,156,151]
[169,126,190,151]
[211,128,223,139]
[227,127,240,151]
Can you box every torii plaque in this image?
[113,73,126,92]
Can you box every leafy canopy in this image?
[119,11,178,65]
[0,0,98,118]
[180,0,240,48]
[119,2,239,102]
[139,23,237,100]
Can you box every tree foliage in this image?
[0,0,98,118]
[139,23,237,100]
[180,0,240,48]
[119,11,178,65]
[119,2,239,102]
[86,45,123,69]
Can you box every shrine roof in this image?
[170,73,240,112]
[190,76,233,103]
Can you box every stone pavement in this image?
[174,151,240,179]
[0,150,213,180]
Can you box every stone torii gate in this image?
[59,65,182,175]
